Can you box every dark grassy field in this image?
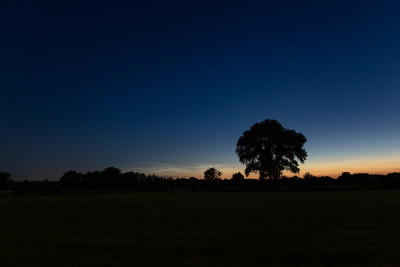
[1,191,400,266]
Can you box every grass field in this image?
[1,191,400,266]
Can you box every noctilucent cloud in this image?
[1,1,400,180]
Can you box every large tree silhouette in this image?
[236,119,307,179]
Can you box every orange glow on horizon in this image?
[135,155,400,179]
[149,160,400,179]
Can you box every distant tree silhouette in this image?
[101,167,122,188]
[60,170,83,190]
[204,168,222,180]
[303,172,315,179]
[102,167,121,177]
[236,119,307,179]
[385,173,400,188]
[0,172,12,190]
[231,172,245,181]
[341,172,351,177]
[336,172,381,186]
[302,172,334,186]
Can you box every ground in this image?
[1,191,400,266]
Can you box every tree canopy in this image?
[231,172,245,181]
[0,172,12,190]
[204,168,222,180]
[236,119,307,179]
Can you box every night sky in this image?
[2,1,400,181]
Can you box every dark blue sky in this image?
[2,0,400,180]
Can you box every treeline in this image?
[1,169,400,195]
[58,169,400,191]
[0,172,60,195]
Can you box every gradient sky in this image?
[1,1,400,181]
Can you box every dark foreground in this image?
[1,191,400,266]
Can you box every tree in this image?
[0,172,12,190]
[235,119,307,179]
[60,170,82,190]
[303,172,315,179]
[231,172,245,181]
[204,168,222,180]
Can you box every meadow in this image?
[1,191,400,266]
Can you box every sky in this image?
[1,0,400,181]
